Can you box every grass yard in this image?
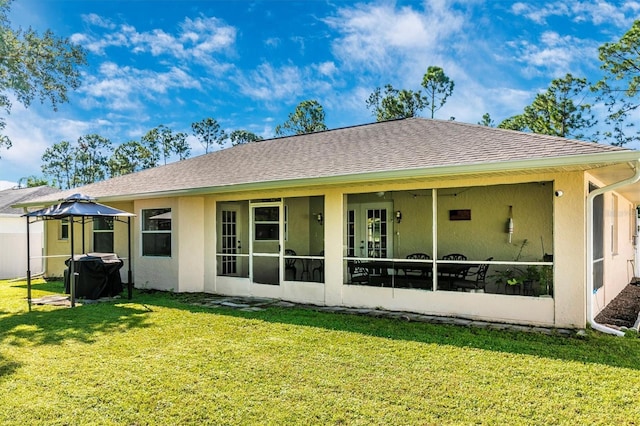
[1,279,640,425]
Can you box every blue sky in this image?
[1,0,639,188]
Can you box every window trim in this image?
[92,217,114,253]
[141,208,172,257]
[60,218,69,240]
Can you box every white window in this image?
[93,217,114,253]
[142,208,171,257]
[60,218,69,240]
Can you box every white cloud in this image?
[73,15,237,63]
[510,2,569,24]
[264,37,281,48]
[0,180,16,190]
[235,63,304,101]
[82,13,116,30]
[512,1,638,27]
[0,102,99,181]
[510,31,598,77]
[78,62,201,111]
[315,61,338,78]
[324,2,465,72]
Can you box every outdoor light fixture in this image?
[395,210,402,223]
[316,213,323,225]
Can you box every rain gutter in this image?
[586,160,640,336]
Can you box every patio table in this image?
[357,260,468,289]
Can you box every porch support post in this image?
[323,189,344,306]
[81,216,85,254]
[26,216,32,311]
[127,217,133,300]
[432,188,438,291]
[70,217,76,308]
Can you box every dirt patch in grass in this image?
[594,284,640,329]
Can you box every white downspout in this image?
[586,160,640,336]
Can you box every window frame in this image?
[141,208,172,257]
[92,217,114,253]
[60,218,69,240]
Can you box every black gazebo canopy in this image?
[24,194,135,308]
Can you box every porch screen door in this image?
[250,201,282,285]
[592,189,604,291]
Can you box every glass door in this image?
[347,202,393,259]
[250,201,283,285]
[220,207,240,275]
[366,207,389,258]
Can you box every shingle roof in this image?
[18,118,637,205]
[0,186,60,214]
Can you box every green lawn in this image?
[1,279,640,425]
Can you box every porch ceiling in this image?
[588,162,640,204]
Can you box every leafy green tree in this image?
[478,113,495,127]
[75,134,112,186]
[0,0,86,157]
[108,140,155,177]
[421,66,454,119]
[191,117,226,153]
[41,140,76,189]
[366,84,427,121]
[499,74,595,139]
[17,175,48,187]
[497,115,526,132]
[229,129,263,146]
[595,20,640,146]
[274,100,327,136]
[142,125,191,165]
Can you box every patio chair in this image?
[403,253,431,278]
[285,249,297,280]
[442,253,467,261]
[438,253,469,290]
[312,250,324,282]
[452,257,493,291]
[348,260,369,285]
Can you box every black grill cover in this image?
[64,254,124,299]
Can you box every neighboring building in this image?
[15,118,640,331]
[0,186,59,279]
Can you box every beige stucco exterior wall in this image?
[177,196,205,292]
[39,166,638,330]
[586,172,637,316]
[204,197,217,293]
[133,198,179,291]
[43,201,134,279]
[553,172,587,328]
[44,214,78,277]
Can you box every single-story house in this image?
[15,118,640,333]
[0,185,59,279]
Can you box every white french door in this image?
[347,202,393,259]
[220,207,239,275]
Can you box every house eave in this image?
[13,151,640,206]
[93,151,640,203]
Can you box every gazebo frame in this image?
[24,194,135,309]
